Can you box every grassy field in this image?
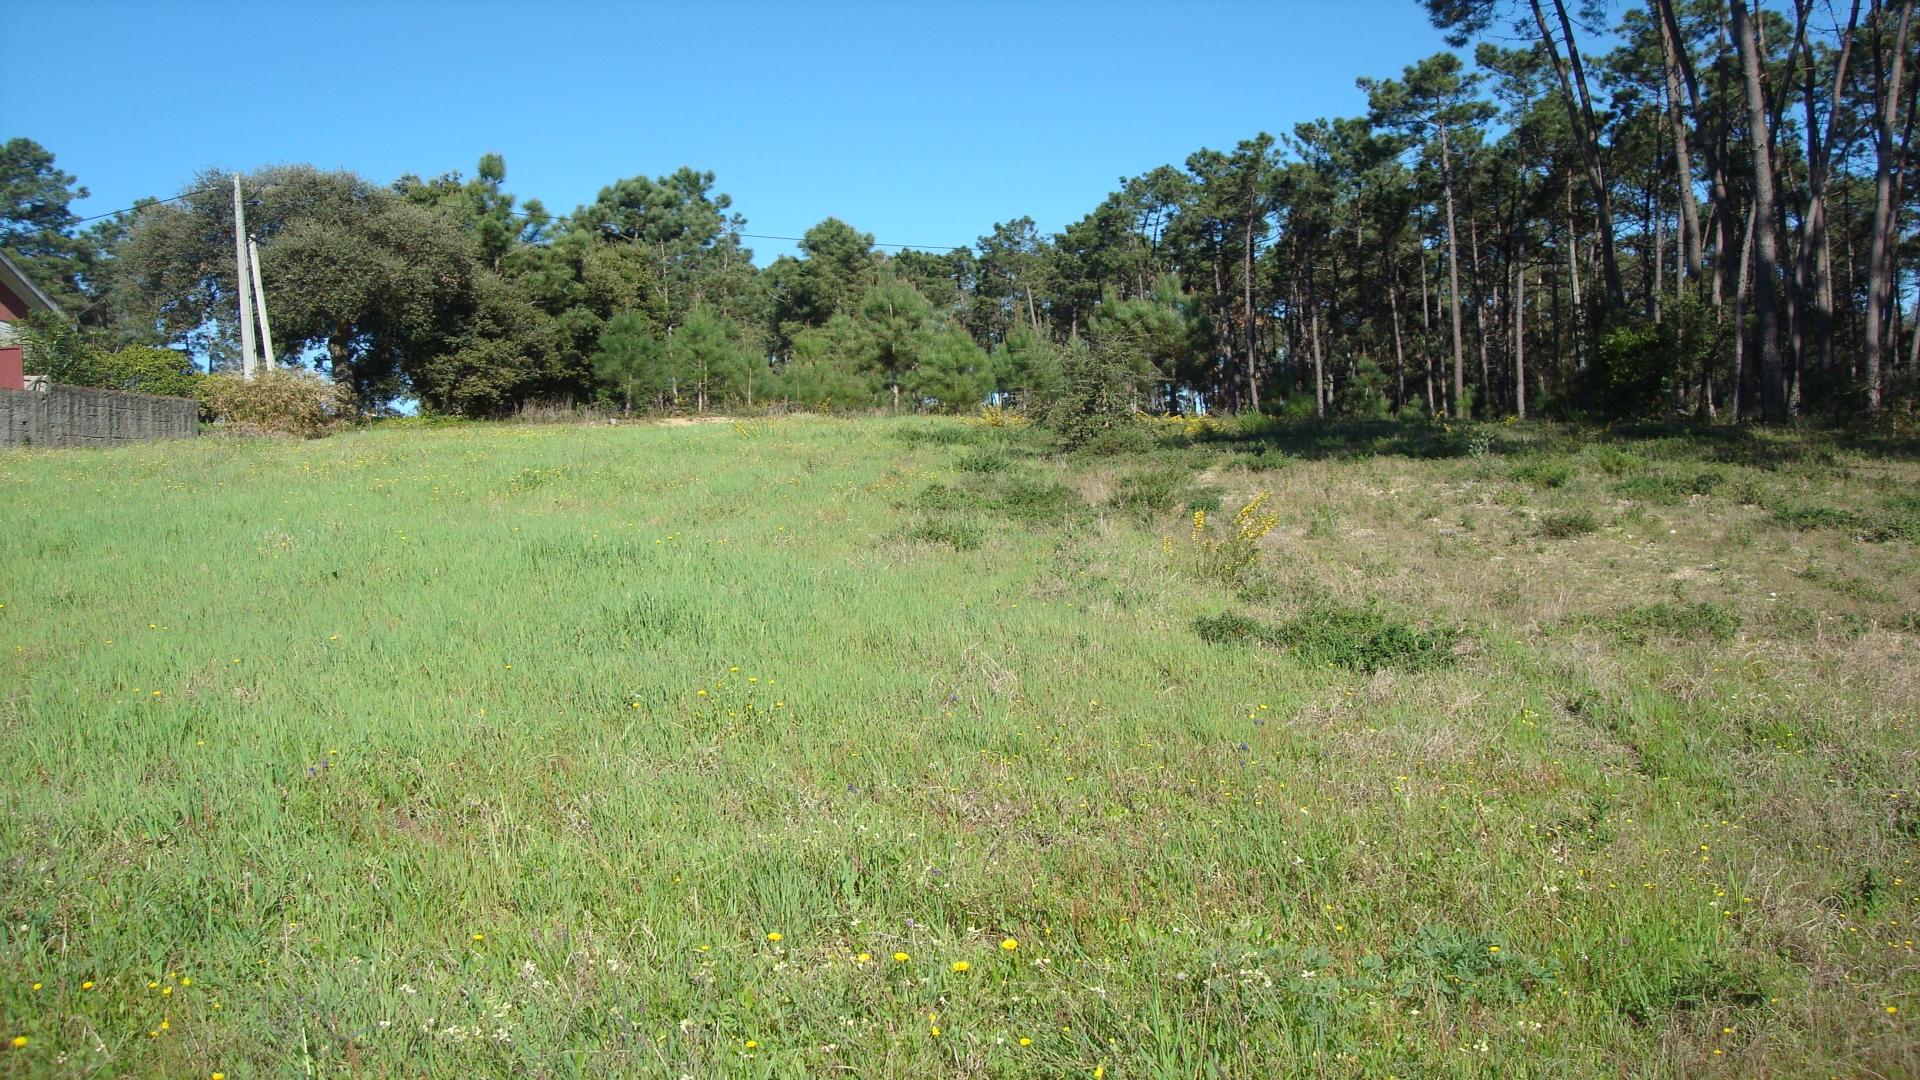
[2,413,1917,1077]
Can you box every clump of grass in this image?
[1795,564,1892,602]
[1111,467,1217,517]
[955,449,1010,474]
[897,516,983,550]
[995,477,1080,522]
[1195,603,1458,673]
[1588,446,1644,476]
[1584,601,1741,644]
[1612,469,1724,504]
[1770,501,1917,541]
[1510,458,1574,489]
[1538,508,1600,538]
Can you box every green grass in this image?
[2,414,1917,1077]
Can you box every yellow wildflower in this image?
[1001,938,1018,951]
[951,960,970,973]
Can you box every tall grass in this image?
[1,415,1915,1077]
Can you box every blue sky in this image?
[6,1,1462,265]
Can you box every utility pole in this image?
[232,175,258,379]
[249,236,275,373]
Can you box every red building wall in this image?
[0,274,28,391]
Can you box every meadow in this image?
[1,413,1916,1077]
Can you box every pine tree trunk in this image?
[1530,0,1625,308]
[1865,0,1917,412]
[1732,0,1790,421]
[1515,255,1528,419]
[1440,124,1468,418]
[1654,0,1707,284]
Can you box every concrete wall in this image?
[1,383,198,448]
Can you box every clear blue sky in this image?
[6,1,1461,265]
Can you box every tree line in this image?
[4,0,1916,423]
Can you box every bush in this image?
[16,314,202,399]
[1538,508,1600,538]
[199,370,354,437]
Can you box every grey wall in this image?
[1,384,197,448]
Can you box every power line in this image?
[71,186,974,252]
[70,187,217,226]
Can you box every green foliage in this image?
[16,314,200,398]
[0,137,99,316]
[1045,337,1150,451]
[590,312,667,411]
[1583,303,1719,421]
[993,326,1063,411]
[197,369,353,437]
[908,328,992,413]
[669,304,754,412]
[1195,603,1459,672]
[1332,356,1393,419]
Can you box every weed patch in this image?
[1583,601,1741,644]
[1195,603,1458,672]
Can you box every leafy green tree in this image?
[670,304,753,412]
[396,153,550,270]
[854,276,933,409]
[409,271,571,417]
[0,138,102,317]
[994,325,1063,410]
[909,327,992,412]
[768,218,879,337]
[116,166,475,404]
[591,313,668,411]
[777,317,881,409]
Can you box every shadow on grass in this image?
[1184,415,1920,467]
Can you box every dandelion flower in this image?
[766,932,783,942]
[855,953,872,964]
[30,983,40,991]
[1890,1005,1901,1015]
[893,952,909,963]
[81,981,94,990]
[1001,938,1018,951]
[472,933,485,943]
[214,1074,225,1079]
[1019,1037,1032,1046]
[744,1039,758,1049]
[951,960,970,973]
[1487,946,1499,954]
[10,1036,25,1049]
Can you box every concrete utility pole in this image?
[248,236,275,373]
[232,175,259,379]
